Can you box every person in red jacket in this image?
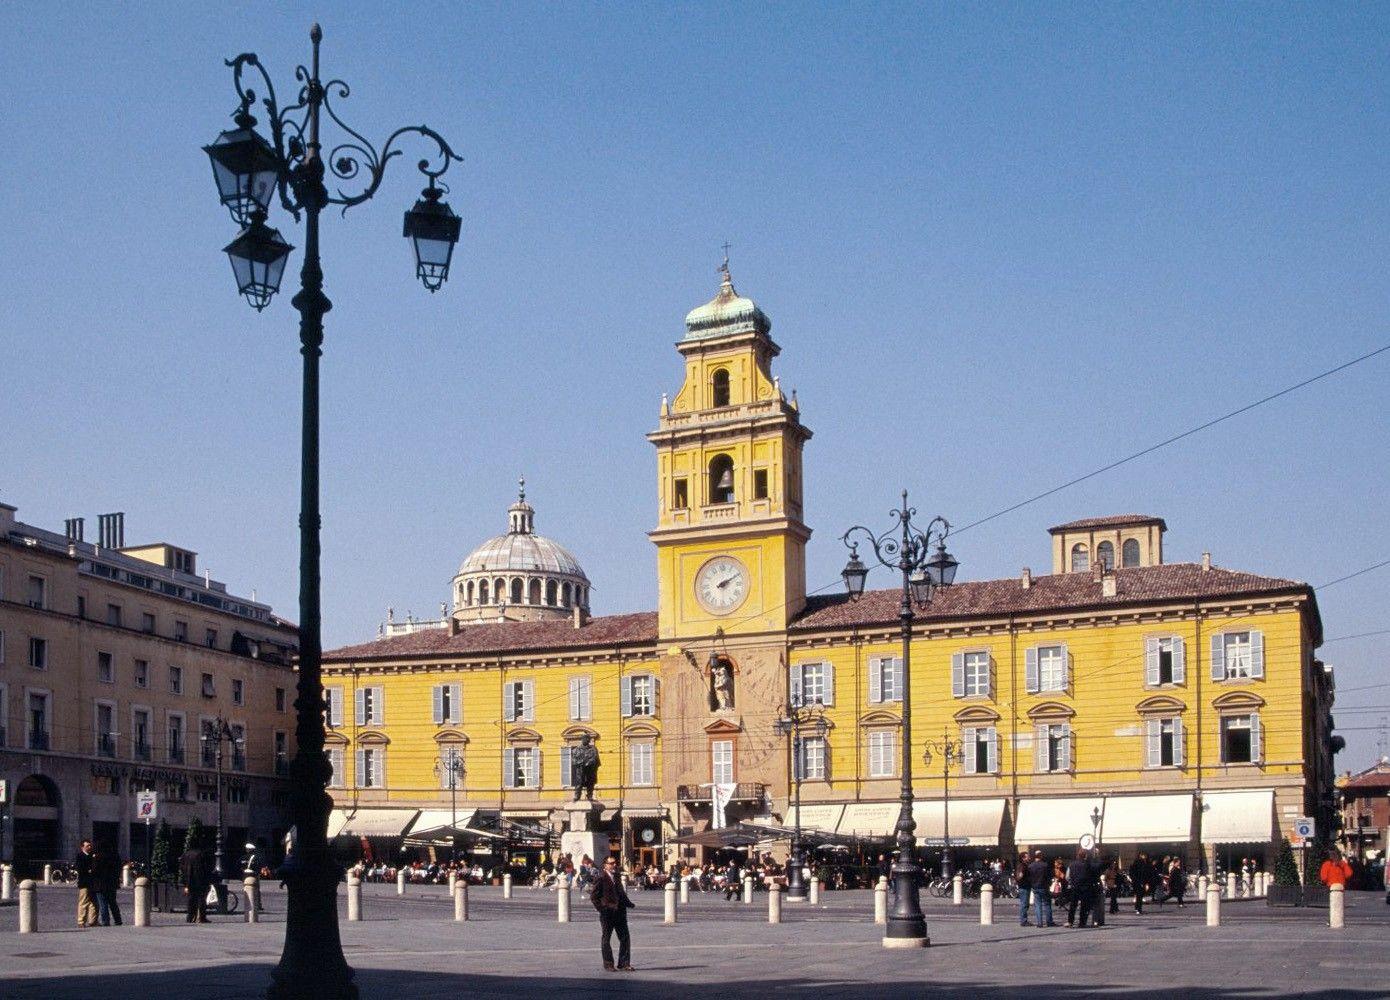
[1319,848,1353,887]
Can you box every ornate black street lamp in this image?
[922,731,965,879]
[841,490,956,949]
[773,702,827,902]
[200,717,245,907]
[202,24,463,1000]
[434,750,465,865]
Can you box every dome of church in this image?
[451,480,591,624]
[683,261,770,340]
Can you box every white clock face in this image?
[695,556,749,615]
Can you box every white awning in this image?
[838,801,903,838]
[784,803,846,834]
[329,808,420,839]
[1200,790,1275,844]
[912,799,1007,847]
[1100,794,1193,843]
[1014,796,1105,846]
[406,809,479,839]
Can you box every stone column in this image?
[980,883,994,925]
[347,876,362,921]
[244,877,259,923]
[454,881,469,922]
[1329,883,1345,929]
[18,880,37,933]
[664,881,677,924]
[134,877,151,927]
[874,877,887,925]
[768,882,783,924]
[1206,883,1221,927]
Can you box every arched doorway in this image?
[13,774,61,875]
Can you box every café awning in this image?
[912,798,1007,846]
[837,801,903,838]
[406,808,480,840]
[328,808,420,839]
[1099,794,1193,843]
[1200,790,1275,844]
[763,803,844,834]
[1014,796,1105,846]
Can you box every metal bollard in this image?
[1,864,13,902]
[952,873,964,906]
[558,883,571,923]
[874,877,887,925]
[980,883,994,925]
[664,881,677,924]
[396,871,406,896]
[1206,884,1220,927]
[43,864,53,886]
[503,873,513,899]
[809,877,820,905]
[742,876,754,904]
[454,881,469,922]
[244,877,259,923]
[348,876,362,921]
[18,880,37,933]
[134,877,151,927]
[680,877,689,905]
[122,864,133,889]
[768,882,783,924]
[1226,872,1236,898]
[1329,883,1345,929]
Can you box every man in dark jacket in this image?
[1066,849,1100,927]
[181,845,210,923]
[94,844,124,926]
[1129,853,1153,914]
[1027,850,1054,928]
[590,855,635,971]
[74,839,99,927]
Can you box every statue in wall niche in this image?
[571,732,599,801]
[711,660,735,711]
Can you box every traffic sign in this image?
[136,791,159,820]
[1293,816,1315,841]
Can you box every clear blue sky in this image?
[3,3,1387,767]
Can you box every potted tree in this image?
[1267,838,1302,906]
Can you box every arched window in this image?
[578,586,586,607]
[1071,544,1089,573]
[528,578,541,605]
[708,454,735,504]
[546,579,558,606]
[1122,539,1141,567]
[494,578,505,603]
[510,578,523,604]
[1097,541,1115,571]
[711,368,731,408]
[562,582,572,607]
[478,579,489,604]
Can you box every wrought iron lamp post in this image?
[841,490,957,948]
[202,24,463,1000]
[922,731,965,879]
[200,717,244,911]
[773,702,826,901]
[434,750,465,864]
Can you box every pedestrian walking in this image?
[590,855,635,972]
[1319,848,1352,888]
[1165,857,1186,907]
[1066,849,1098,928]
[95,843,124,926]
[1027,850,1055,928]
[74,839,100,928]
[1103,857,1120,917]
[181,844,211,923]
[1014,851,1032,926]
[1129,852,1153,914]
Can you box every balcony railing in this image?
[677,782,765,803]
[29,730,50,751]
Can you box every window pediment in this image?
[953,705,1001,724]
[356,730,389,746]
[858,710,902,729]
[1026,701,1075,722]
[1212,690,1264,712]
[506,726,543,746]
[433,729,469,745]
[561,724,601,742]
[703,718,742,736]
[324,732,349,748]
[623,721,660,739]
[1135,695,1186,717]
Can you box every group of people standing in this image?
[1014,848,1192,928]
[74,839,123,927]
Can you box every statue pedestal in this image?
[559,801,608,865]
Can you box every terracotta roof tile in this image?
[791,563,1313,633]
[324,610,658,663]
[1048,514,1167,532]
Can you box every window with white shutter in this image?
[438,746,463,788]
[1145,637,1185,686]
[1212,631,1263,681]
[1037,723,1071,772]
[559,745,574,788]
[963,726,996,774]
[569,676,591,721]
[711,740,734,784]
[432,686,445,725]
[629,742,654,786]
[354,688,366,726]
[869,657,901,703]
[795,736,826,781]
[326,747,343,787]
[625,675,656,718]
[326,687,343,728]
[868,731,895,778]
[1220,713,1258,763]
[793,663,833,707]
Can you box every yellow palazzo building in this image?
[321,265,1334,871]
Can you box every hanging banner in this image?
[712,783,736,829]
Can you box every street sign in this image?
[136,791,159,820]
[1293,817,1315,841]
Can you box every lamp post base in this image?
[266,852,356,1000]
[883,934,930,949]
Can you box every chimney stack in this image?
[1201,551,1212,572]
[1020,567,1032,589]
[97,512,125,549]
[1101,565,1117,598]
[572,604,586,629]
[64,517,84,542]
[449,617,462,636]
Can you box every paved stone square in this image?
[1,883,1387,998]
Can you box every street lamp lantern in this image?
[841,543,868,600]
[925,539,959,588]
[403,183,462,292]
[222,213,294,311]
[908,567,932,606]
[203,117,280,225]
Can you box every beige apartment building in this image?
[0,502,298,874]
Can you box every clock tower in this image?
[649,261,812,641]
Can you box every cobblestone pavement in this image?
[2,883,1386,998]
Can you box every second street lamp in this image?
[434,750,465,864]
[203,24,464,1000]
[922,732,965,879]
[773,702,826,902]
[841,490,956,948]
